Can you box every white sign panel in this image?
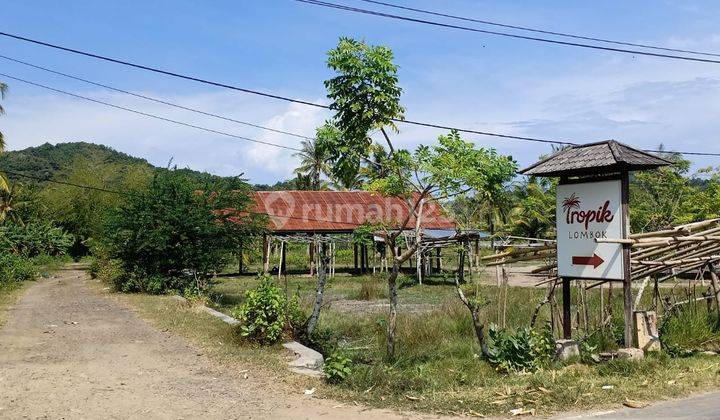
[556,179,625,280]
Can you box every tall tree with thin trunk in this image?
[293,125,334,190]
[319,37,517,358]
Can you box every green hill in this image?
[0,142,151,182]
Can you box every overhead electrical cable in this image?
[2,66,720,157]
[355,0,720,58]
[0,54,314,141]
[0,52,720,156]
[2,170,386,228]
[0,73,303,152]
[0,31,598,146]
[292,0,720,65]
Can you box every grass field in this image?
[202,263,720,416]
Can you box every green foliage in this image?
[324,38,404,180]
[509,177,556,238]
[0,221,73,257]
[293,130,333,190]
[40,157,153,256]
[415,130,517,199]
[103,169,264,293]
[660,305,720,355]
[0,252,37,285]
[486,324,555,372]
[324,351,353,383]
[0,142,151,184]
[232,276,289,344]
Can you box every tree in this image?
[41,158,153,256]
[293,127,333,190]
[630,152,697,232]
[319,38,517,358]
[0,182,30,226]
[509,177,556,239]
[104,169,265,293]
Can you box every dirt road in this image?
[0,268,441,419]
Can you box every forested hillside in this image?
[0,142,151,181]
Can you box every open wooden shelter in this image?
[246,190,467,278]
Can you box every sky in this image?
[2,0,720,184]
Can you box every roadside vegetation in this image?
[5,35,720,417]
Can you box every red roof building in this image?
[250,190,456,233]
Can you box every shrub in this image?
[324,351,353,383]
[232,276,289,344]
[486,323,555,372]
[0,221,73,257]
[0,252,37,284]
[103,169,264,294]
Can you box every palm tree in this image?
[331,169,362,191]
[0,182,27,226]
[510,179,555,238]
[293,138,331,190]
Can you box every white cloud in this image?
[2,87,330,184]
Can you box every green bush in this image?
[0,253,37,284]
[324,351,353,383]
[486,324,555,373]
[0,221,73,257]
[232,276,291,344]
[103,169,264,294]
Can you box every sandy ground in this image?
[0,268,446,420]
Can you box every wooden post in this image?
[280,241,287,275]
[238,241,243,274]
[278,240,285,280]
[707,263,720,312]
[362,243,369,274]
[353,243,359,274]
[621,172,634,348]
[562,277,572,339]
[262,234,270,274]
[309,241,315,276]
[435,247,441,273]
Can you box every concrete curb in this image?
[283,341,325,378]
[169,294,324,377]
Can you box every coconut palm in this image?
[293,137,331,190]
[0,182,27,226]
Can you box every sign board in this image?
[556,179,625,280]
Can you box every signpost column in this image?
[562,277,571,339]
[621,173,633,348]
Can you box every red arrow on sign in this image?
[572,253,605,268]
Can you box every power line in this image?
[0,54,315,141]
[0,31,327,109]
[1,45,719,158]
[2,31,720,155]
[293,0,720,65]
[2,170,380,228]
[3,66,720,158]
[355,0,720,58]
[0,31,590,146]
[0,73,303,152]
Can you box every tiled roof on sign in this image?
[520,140,672,177]
[249,190,456,233]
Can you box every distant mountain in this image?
[0,141,305,189]
[0,142,151,182]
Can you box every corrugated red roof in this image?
[249,190,456,233]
